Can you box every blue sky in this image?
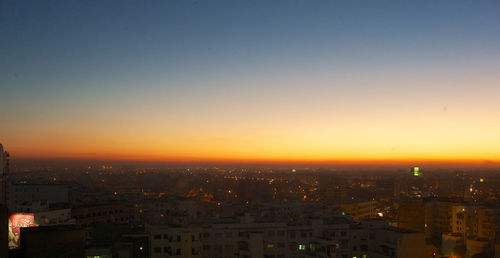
[1,0,500,161]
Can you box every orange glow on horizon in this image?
[3,70,500,166]
[9,148,500,167]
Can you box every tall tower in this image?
[0,144,8,257]
[0,144,3,176]
[0,144,4,205]
[0,144,8,205]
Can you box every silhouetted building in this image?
[19,225,85,258]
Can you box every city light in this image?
[413,167,421,177]
[1,1,499,257]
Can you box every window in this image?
[298,244,306,251]
[154,247,161,253]
[277,230,285,236]
[267,243,275,248]
[176,248,181,255]
[154,234,161,239]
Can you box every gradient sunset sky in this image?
[1,1,500,164]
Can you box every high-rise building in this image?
[0,144,8,258]
[0,144,9,205]
[0,144,3,175]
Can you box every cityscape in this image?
[1,145,500,257]
[1,1,500,258]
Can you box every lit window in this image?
[267,243,275,248]
[298,244,306,251]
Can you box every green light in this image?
[413,167,421,176]
[298,244,306,251]
[342,212,345,216]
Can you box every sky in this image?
[1,0,500,164]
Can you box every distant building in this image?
[71,203,129,227]
[147,219,346,258]
[6,183,69,211]
[147,224,202,258]
[451,205,496,240]
[336,200,377,221]
[0,144,9,205]
[368,226,429,258]
[34,208,73,226]
[397,200,426,233]
[0,144,8,257]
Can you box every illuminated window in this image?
[298,244,306,251]
[267,243,275,248]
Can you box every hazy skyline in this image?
[1,1,500,164]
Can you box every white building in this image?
[146,217,364,258]
[35,208,73,226]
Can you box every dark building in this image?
[20,226,85,258]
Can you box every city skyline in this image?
[1,1,500,165]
